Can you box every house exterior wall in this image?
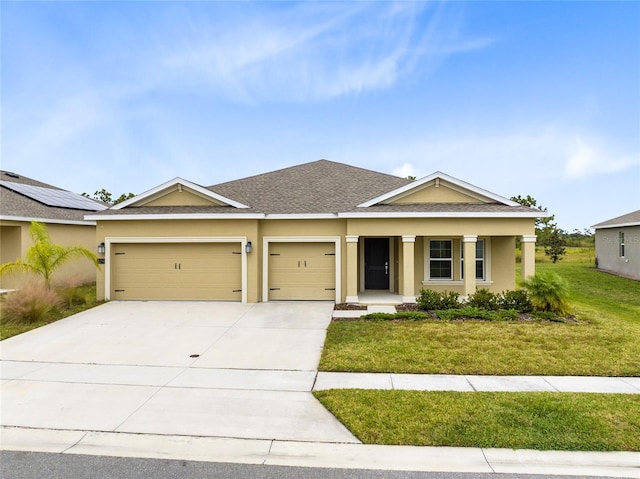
[595,226,640,280]
[0,220,97,289]
[96,216,534,302]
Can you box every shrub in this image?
[417,289,460,311]
[55,277,91,308]
[522,272,570,316]
[1,283,62,325]
[416,288,441,310]
[439,291,461,309]
[467,288,500,310]
[499,289,533,313]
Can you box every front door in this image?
[365,238,389,290]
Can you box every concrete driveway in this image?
[0,301,358,444]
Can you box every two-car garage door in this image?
[111,243,242,301]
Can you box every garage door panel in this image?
[112,243,241,301]
[269,242,335,301]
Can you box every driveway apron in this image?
[0,301,358,444]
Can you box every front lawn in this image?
[314,390,640,451]
[319,262,640,376]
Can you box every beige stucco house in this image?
[593,209,640,281]
[0,171,106,290]
[86,160,544,303]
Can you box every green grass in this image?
[319,260,640,376]
[314,390,640,451]
[0,283,103,340]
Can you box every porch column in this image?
[345,235,359,303]
[521,235,537,281]
[401,235,416,303]
[462,235,478,297]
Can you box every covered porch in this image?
[344,234,537,305]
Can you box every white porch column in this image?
[521,235,537,281]
[401,235,416,303]
[462,235,478,297]
[345,235,359,303]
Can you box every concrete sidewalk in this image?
[2,426,639,478]
[314,371,640,393]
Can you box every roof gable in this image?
[359,172,519,207]
[112,178,250,210]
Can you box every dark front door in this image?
[365,238,389,290]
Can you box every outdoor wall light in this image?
[97,242,105,255]
[245,241,252,254]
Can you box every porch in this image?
[344,234,536,305]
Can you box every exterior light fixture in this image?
[97,242,105,255]
[245,241,252,254]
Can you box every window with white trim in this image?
[619,232,625,257]
[429,239,453,280]
[461,239,485,280]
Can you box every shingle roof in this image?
[208,159,411,214]
[88,160,542,218]
[0,171,104,223]
[592,209,640,229]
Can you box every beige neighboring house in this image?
[593,209,640,281]
[0,171,107,290]
[86,160,544,304]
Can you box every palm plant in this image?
[522,271,570,316]
[0,221,99,289]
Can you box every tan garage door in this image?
[112,242,242,301]
[268,242,335,300]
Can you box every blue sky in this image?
[2,1,638,231]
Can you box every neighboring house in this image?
[86,160,544,304]
[592,209,640,281]
[0,171,107,289]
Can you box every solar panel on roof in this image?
[0,180,108,211]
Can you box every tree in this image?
[82,189,135,206]
[544,227,567,263]
[0,221,100,289]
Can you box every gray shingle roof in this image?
[592,209,640,229]
[0,171,104,223]
[89,160,542,218]
[208,159,412,214]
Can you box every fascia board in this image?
[338,211,544,219]
[592,221,640,229]
[264,213,338,219]
[112,177,250,210]
[1,215,96,226]
[358,171,520,207]
[85,213,265,221]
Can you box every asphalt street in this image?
[0,451,621,479]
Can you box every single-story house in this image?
[0,171,106,290]
[86,160,544,303]
[592,209,640,281]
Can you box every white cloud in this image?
[565,137,640,178]
[158,2,494,102]
[392,162,421,179]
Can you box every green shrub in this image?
[55,277,91,308]
[440,291,461,309]
[362,312,430,321]
[467,289,500,310]
[416,288,441,310]
[417,289,461,311]
[1,284,62,325]
[499,289,533,313]
[523,272,570,316]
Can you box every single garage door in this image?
[268,242,335,300]
[111,242,242,301]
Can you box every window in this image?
[619,231,625,257]
[461,239,485,280]
[429,240,453,279]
